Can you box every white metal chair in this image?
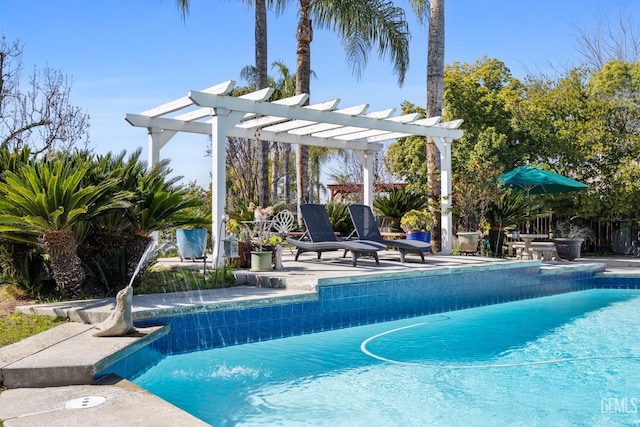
[271,209,295,237]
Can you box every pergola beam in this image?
[227,127,384,151]
[141,81,235,117]
[189,90,459,138]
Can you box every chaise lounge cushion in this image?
[348,204,431,263]
[286,204,385,267]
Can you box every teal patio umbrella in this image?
[498,164,588,196]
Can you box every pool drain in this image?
[65,396,107,409]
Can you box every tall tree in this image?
[271,61,297,204]
[254,0,271,207]
[175,1,285,207]
[426,0,445,252]
[408,0,445,252]
[293,0,411,224]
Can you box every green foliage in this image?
[138,265,236,295]
[487,189,540,230]
[373,188,427,231]
[0,242,55,298]
[0,159,124,243]
[325,200,354,237]
[0,312,67,348]
[385,102,428,192]
[0,146,213,299]
[82,248,128,296]
[400,209,437,232]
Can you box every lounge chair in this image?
[348,204,431,263]
[286,204,386,267]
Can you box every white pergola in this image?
[126,80,463,266]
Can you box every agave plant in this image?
[0,159,125,297]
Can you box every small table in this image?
[519,234,549,259]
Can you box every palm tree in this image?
[409,0,445,252]
[271,61,300,204]
[308,146,334,202]
[293,0,411,224]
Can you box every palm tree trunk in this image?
[255,0,270,207]
[270,141,280,201]
[284,144,292,205]
[427,0,445,253]
[43,228,85,297]
[295,0,313,225]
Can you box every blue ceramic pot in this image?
[406,231,431,253]
[176,228,208,260]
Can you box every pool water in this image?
[133,289,640,426]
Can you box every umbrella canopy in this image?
[498,164,588,195]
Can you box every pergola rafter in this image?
[126,80,464,266]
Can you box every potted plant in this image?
[553,218,593,261]
[453,193,487,254]
[250,230,283,272]
[401,209,436,252]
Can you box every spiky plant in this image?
[0,160,124,297]
[373,188,427,231]
[325,199,354,237]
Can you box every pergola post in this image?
[147,127,177,243]
[210,109,245,267]
[440,137,453,255]
[354,151,375,206]
[147,127,177,168]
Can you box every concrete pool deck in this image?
[1,252,639,426]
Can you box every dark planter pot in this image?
[553,238,584,261]
[176,228,208,261]
[407,231,431,253]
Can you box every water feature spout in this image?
[93,240,173,337]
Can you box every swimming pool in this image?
[133,289,640,426]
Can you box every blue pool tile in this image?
[223,310,238,325]
[101,264,640,381]
[236,308,249,324]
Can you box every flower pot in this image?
[176,228,207,261]
[457,231,479,254]
[553,238,584,261]
[250,251,273,272]
[406,231,431,253]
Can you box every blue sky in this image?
[1,0,637,189]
